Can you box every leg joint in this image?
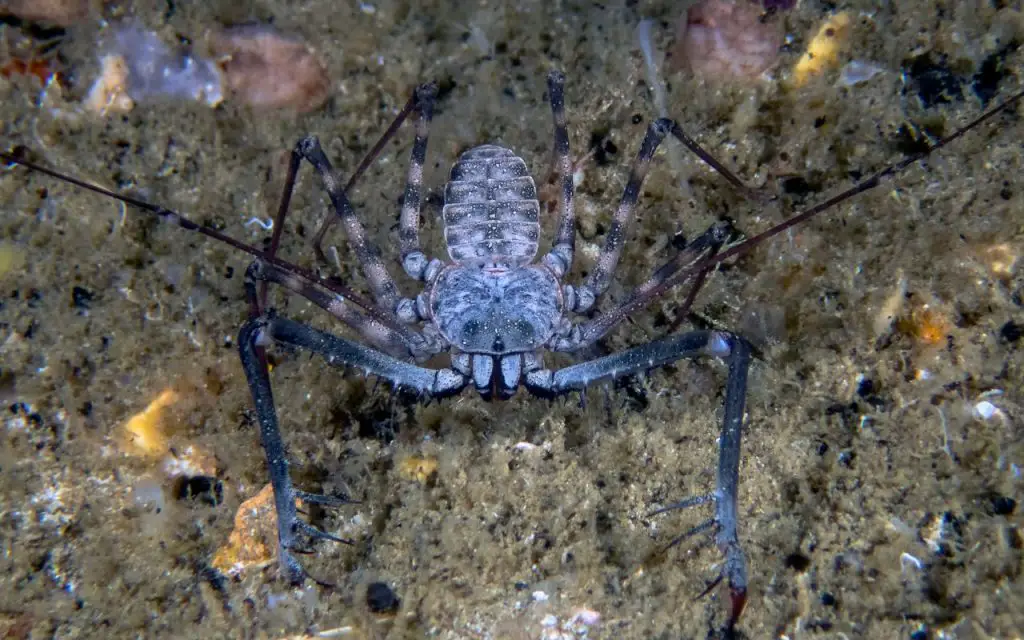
[543,244,572,278]
[296,135,321,156]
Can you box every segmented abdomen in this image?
[443,145,540,267]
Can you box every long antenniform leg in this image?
[309,84,435,266]
[259,84,435,313]
[551,221,732,351]
[527,331,752,629]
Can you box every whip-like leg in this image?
[552,222,731,351]
[564,115,760,315]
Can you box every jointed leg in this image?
[294,136,404,313]
[245,261,440,359]
[311,85,430,265]
[664,121,768,204]
[256,146,303,313]
[260,87,435,313]
[569,118,671,313]
[541,70,577,278]
[399,82,443,281]
[715,332,751,629]
[237,319,354,583]
[253,315,467,396]
[237,310,468,583]
[552,221,731,351]
[566,117,764,315]
[525,330,752,630]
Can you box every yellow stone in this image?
[0,242,26,278]
[123,389,179,457]
[398,456,438,485]
[792,12,852,87]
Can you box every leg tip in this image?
[726,584,747,631]
[297,135,321,155]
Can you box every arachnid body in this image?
[239,72,758,625]
[3,61,1022,636]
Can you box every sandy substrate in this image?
[1,1,1022,638]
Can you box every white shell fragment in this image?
[839,60,886,86]
[84,21,331,115]
[98,22,224,108]
[85,54,135,114]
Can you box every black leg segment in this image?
[238,318,332,583]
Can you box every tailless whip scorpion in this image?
[3,70,1022,632]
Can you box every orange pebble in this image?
[123,388,179,457]
[0,58,58,85]
[900,305,951,346]
[212,484,278,573]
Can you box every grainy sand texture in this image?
[1,1,1022,638]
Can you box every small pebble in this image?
[398,455,438,484]
[792,12,853,87]
[979,243,1018,279]
[1,0,91,26]
[211,25,330,113]
[123,389,179,457]
[366,581,400,614]
[211,484,277,573]
[174,475,223,506]
[839,60,886,86]
[71,285,93,310]
[131,476,166,512]
[671,0,783,81]
[161,444,218,478]
[568,608,601,626]
[973,400,998,420]
[84,54,135,115]
[991,495,1016,516]
[0,242,27,278]
[999,320,1022,344]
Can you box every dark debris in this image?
[366,581,400,614]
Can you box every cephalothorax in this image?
[3,70,1021,632]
